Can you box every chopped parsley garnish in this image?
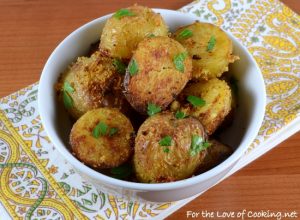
[147,33,156,38]
[207,35,216,52]
[128,59,138,76]
[110,163,132,179]
[159,136,172,146]
[177,29,193,40]
[147,103,161,116]
[92,122,108,138]
[173,52,188,73]
[63,82,74,93]
[187,95,206,107]
[113,9,135,20]
[92,123,119,138]
[62,82,74,109]
[175,111,187,119]
[109,127,119,137]
[189,135,211,156]
[163,147,170,153]
[113,59,126,75]
[62,91,73,109]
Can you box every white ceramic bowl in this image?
[38,9,266,202]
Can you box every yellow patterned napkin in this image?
[0,0,299,219]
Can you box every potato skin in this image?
[134,112,207,183]
[124,36,192,115]
[70,108,134,169]
[175,78,232,135]
[56,51,128,119]
[100,5,168,60]
[196,139,233,173]
[173,22,239,80]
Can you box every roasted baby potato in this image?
[196,139,233,173]
[124,36,192,115]
[173,22,239,80]
[174,78,232,135]
[59,8,240,183]
[100,5,169,60]
[56,51,128,119]
[70,108,134,169]
[134,112,208,183]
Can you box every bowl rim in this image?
[38,8,266,191]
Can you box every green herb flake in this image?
[163,147,170,153]
[207,35,216,52]
[113,9,135,20]
[92,122,108,138]
[173,52,188,73]
[177,29,193,40]
[110,163,132,179]
[63,82,74,93]
[147,103,161,116]
[62,82,74,109]
[175,111,186,119]
[109,127,118,137]
[189,135,211,156]
[187,95,206,107]
[128,59,138,76]
[113,59,126,75]
[63,91,73,109]
[202,142,212,148]
[159,136,172,147]
[147,33,156,38]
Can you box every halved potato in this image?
[175,78,232,135]
[173,22,239,80]
[134,112,207,183]
[124,36,192,115]
[100,5,169,60]
[70,108,134,169]
[56,51,128,119]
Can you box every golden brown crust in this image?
[134,112,207,183]
[124,36,192,114]
[70,108,134,169]
[174,78,232,135]
[172,22,239,80]
[56,51,129,119]
[100,4,169,60]
[102,74,135,117]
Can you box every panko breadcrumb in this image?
[56,51,128,119]
[124,36,192,115]
[176,78,232,135]
[70,108,134,169]
[134,112,207,183]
